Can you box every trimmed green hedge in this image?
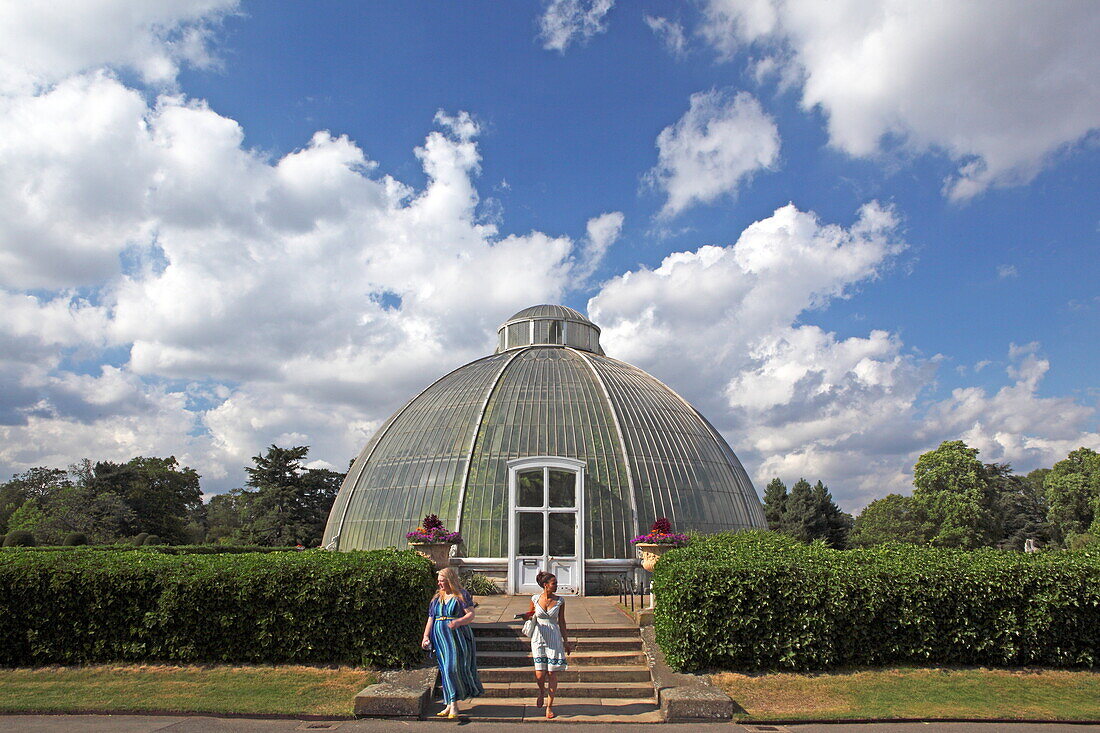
[0,548,434,668]
[0,545,300,554]
[653,531,1100,672]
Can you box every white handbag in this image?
[522,616,537,637]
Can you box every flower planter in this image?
[408,542,453,570]
[635,542,674,573]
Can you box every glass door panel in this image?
[517,469,543,507]
[548,512,575,556]
[517,512,543,555]
[548,469,575,507]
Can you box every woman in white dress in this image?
[521,571,572,719]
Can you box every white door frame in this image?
[506,456,585,596]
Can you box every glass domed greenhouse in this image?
[322,305,765,594]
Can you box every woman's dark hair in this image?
[536,571,556,588]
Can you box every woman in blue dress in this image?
[420,567,483,718]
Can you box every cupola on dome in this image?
[323,304,765,594]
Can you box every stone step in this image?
[426,697,662,723]
[480,681,655,699]
[477,636,642,652]
[473,623,638,638]
[478,665,652,683]
[476,649,646,667]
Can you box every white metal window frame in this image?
[506,455,585,595]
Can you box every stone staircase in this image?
[434,619,661,722]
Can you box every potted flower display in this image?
[632,517,688,572]
[406,514,462,570]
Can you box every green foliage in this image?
[63,532,88,546]
[0,548,435,667]
[1,544,300,554]
[205,446,343,547]
[653,531,1100,672]
[2,530,35,547]
[849,494,929,548]
[763,478,787,531]
[459,570,501,595]
[912,440,997,548]
[132,532,151,546]
[1045,448,1100,544]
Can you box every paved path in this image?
[3,716,1099,732]
[471,594,635,625]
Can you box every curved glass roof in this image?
[323,307,765,557]
[506,304,594,324]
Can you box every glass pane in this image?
[518,512,543,555]
[506,322,528,348]
[548,512,575,556]
[548,470,575,507]
[533,320,551,344]
[549,320,563,344]
[518,469,543,507]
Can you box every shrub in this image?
[460,570,501,595]
[0,548,435,667]
[0,545,300,555]
[144,535,162,546]
[132,532,150,546]
[63,533,89,546]
[3,530,35,547]
[653,530,1100,672]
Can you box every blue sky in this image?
[0,1,1097,510]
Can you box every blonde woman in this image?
[420,567,483,718]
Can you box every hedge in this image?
[0,548,434,668]
[653,531,1100,672]
[0,545,301,554]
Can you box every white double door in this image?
[507,457,585,596]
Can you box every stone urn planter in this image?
[635,542,674,573]
[408,542,453,570]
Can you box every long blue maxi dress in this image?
[428,591,483,704]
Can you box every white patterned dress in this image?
[530,594,567,671]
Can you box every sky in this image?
[0,0,1097,511]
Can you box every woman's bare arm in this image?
[421,615,433,649]
[448,603,476,629]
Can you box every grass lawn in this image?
[0,665,377,717]
[712,667,1100,722]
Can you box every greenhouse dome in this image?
[322,305,765,594]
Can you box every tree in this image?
[813,480,853,549]
[229,445,344,546]
[783,478,826,543]
[0,468,71,533]
[849,494,929,547]
[1044,447,1100,545]
[763,478,787,531]
[911,440,996,548]
[83,457,202,543]
[986,462,1050,550]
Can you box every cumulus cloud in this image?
[590,202,1096,509]
[538,0,614,52]
[648,90,780,218]
[698,0,1100,200]
[0,0,238,93]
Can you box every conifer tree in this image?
[763,477,787,531]
[784,478,825,542]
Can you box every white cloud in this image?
[590,202,1097,510]
[997,264,1018,279]
[698,0,1100,200]
[0,60,584,486]
[648,90,780,218]
[575,211,624,281]
[0,0,238,93]
[644,15,687,58]
[538,0,614,52]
